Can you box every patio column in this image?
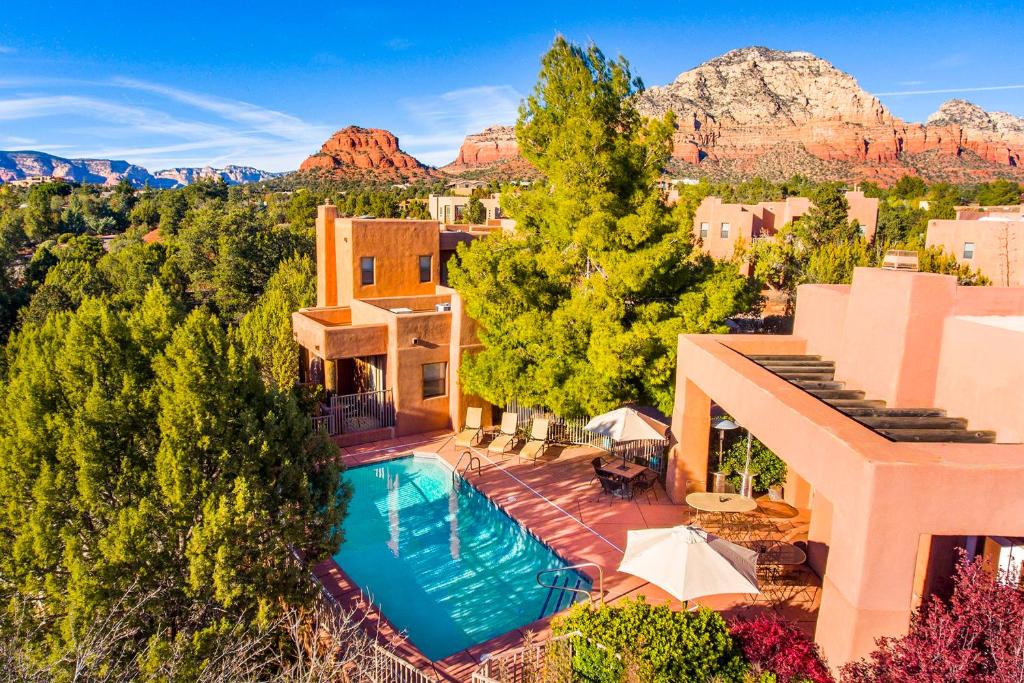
[814,502,919,670]
[324,359,337,392]
[667,378,711,502]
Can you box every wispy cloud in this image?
[0,45,14,55]
[0,78,334,171]
[874,84,1024,97]
[397,85,521,166]
[384,38,412,51]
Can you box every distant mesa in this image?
[298,126,433,180]
[0,150,280,188]
[446,46,1024,184]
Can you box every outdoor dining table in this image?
[739,540,810,605]
[685,492,758,532]
[598,460,648,498]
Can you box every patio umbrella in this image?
[585,407,667,467]
[617,525,760,603]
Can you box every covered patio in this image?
[317,428,820,681]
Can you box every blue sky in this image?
[1,1,1022,172]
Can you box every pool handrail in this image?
[536,562,605,606]
[453,449,483,481]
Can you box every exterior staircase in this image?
[747,355,996,443]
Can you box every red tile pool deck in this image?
[315,430,820,682]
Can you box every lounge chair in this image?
[487,412,519,457]
[454,407,483,448]
[517,418,550,465]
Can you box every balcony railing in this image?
[313,389,396,436]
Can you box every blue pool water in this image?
[334,455,590,661]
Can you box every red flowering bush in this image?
[730,613,833,683]
[841,554,1024,682]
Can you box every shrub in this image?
[730,614,833,683]
[841,553,1024,682]
[722,436,788,492]
[552,597,747,682]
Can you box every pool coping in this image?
[314,451,590,681]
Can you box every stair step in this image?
[878,428,997,443]
[827,399,888,409]
[759,361,836,370]
[808,389,865,400]
[855,416,967,430]
[778,372,837,382]
[791,380,845,390]
[748,354,822,361]
[838,406,947,417]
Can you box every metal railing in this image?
[453,450,483,481]
[506,400,670,481]
[365,645,439,683]
[315,389,396,436]
[471,633,578,683]
[536,562,604,606]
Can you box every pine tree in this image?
[449,37,758,416]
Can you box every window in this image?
[720,222,731,238]
[963,242,975,260]
[422,362,446,398]
[494,206,504,219]
[699,222,709,239]
[419,254,432,283]
[360,256,375,285]
[454,205,464,221]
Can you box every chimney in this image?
[316,202,338,307]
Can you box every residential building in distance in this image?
[926,205,1024,286]
[668,266,1024,668]
[693,191,880,269]
[428,193,504,224]
[291,202,494,445]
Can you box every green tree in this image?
[975,179,1021,205]
[796,183,858,248]
[890,175,928,200]
[286,189,320,230]
[463,196,486,224]
[449,37,758,416]
[0,292,348,676]
[23,181,71,240]
[238,256,315,389]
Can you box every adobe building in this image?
[291,203,493,445]
[428,193,504,224]
[693,191,879,271]
[667,266,1024,668]
[927,207,1024,287]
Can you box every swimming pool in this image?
[334,454,590,661]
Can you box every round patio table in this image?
[685,492,758,514]
[685,492,757,534]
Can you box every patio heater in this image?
[740,431,755,498]
[712,419,738,493]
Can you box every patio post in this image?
[667,378,711,502]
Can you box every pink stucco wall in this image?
[926,218,1024,287]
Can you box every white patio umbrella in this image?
[585,407,667,468]
[618,525,760,603]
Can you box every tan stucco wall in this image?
[926,219,1024,287]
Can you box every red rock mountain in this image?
[299,126,432,179]
[446,47,1024,184]
[443,126,537,178]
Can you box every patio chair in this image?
[595,472,626,500]
[517,418,550,465]
[630,468,659,504]
[454,407,483,448]
[589,456,605,485]
[487,412,519,457]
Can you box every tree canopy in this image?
[449,37,759,416]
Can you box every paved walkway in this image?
[315,430,820,681]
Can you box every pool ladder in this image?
[452,450,482,482]
[536,562,605,619]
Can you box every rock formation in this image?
[447,47,1023,184]
[0,150,279,188]
[298,126,432,179]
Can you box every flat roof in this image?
[956,315,1024,332]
